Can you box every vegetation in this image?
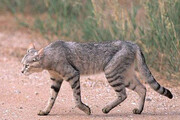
[0,0,179,80]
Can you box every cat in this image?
[21,40,173,116]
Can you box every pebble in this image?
[14,90,21,94]
[35,92,39,95]
[131,102,136,105]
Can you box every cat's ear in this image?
[37,48,44,58]
[27,43,35,52]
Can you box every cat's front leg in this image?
[38,78,63,116]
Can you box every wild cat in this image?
[21,40,173,116]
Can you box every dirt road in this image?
[0,14,180,120]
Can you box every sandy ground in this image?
[0,14,180,120]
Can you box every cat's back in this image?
[64,40,125,74]
[45,40,64,50]
[65,40,124,54]
[44,40,135,55]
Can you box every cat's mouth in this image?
[21,69,31,76]
[21,65,31,76]
[23,72,31,76]
[21,66,43,76]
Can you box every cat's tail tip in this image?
[165,89,173,99]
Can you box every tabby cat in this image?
[21,40,173,116]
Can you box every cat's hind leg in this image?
[126,75,146,114]
[102,50,134,114]
[102,75,127,114]
[103,65,128,113]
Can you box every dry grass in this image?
[0,0,179,80]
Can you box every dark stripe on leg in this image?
[105,66,125,78]
[106,67,126,79]
[106,72,118,79]
[118,67,127,74]
[67,75,76,82]
[71,80,78,89]
[76,85,80,90]
[51,85,60,93]
[66,72,80,82]
[111,83,123,87]
[106,71,117,79]
[77,92,80,96]
[115,88,123,93]
[132,85,137,91]
[108,75,124,83]
[50,78,56,81]
[108,75,119,83]
[125,82,130,88]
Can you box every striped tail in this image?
[136,46,173,99]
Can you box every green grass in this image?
[0,0,179,80]
[140,0,180,79]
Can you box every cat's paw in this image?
[37,110,49,116]
[84,105,91,115]
[133,108,142,114]
[102,107,110,114]
[77,104,91,115]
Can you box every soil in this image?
[0,14,180,120]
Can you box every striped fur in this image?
[21,40,173,116]
[136,47,173,99]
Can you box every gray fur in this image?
[21,40,173,115]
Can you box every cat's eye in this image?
[32,58,36,62]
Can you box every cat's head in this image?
[21,44,44,76]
